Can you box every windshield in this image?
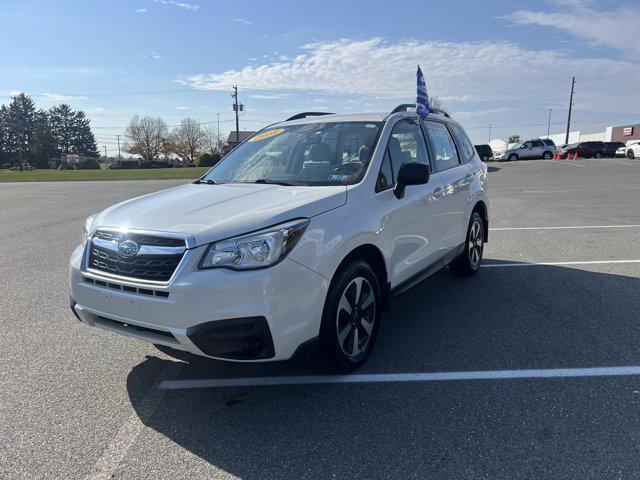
[202,121,383,186]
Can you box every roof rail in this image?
[285,111,334,121]
[389,104,451,118]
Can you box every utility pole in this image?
[547,108,552,137]
[216,113,220,151]
[231,86,243,145]
[565,77,575,144]
[488,123,492,143]
[116,134,122,161]
[103,146,107,160]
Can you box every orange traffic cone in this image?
[566,152,571,159]
[573,153,578,160]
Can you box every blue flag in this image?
[416,65,430,118]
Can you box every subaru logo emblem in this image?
[118,240,140,257]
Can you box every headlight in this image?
[83,214,98,239]
[200,218,309,270]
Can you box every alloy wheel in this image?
[336,277,376,357]
[468,220,483,269]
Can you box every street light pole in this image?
[488,123,492,143]
[547,108,552,137]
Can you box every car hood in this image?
[93,182,347,246]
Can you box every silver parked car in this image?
[499,139,556,162]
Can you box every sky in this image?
[1,0,639,151]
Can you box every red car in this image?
[560,141,605,158]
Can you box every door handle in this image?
[432,187,444,199]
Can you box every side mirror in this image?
[393,162,430,199]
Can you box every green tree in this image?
[6,93,36,164]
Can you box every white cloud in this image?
[233,18,253,26]
[504,3,640,56]
[174,106,188,110]
[135,7,146,13]
[42,92,89,101]
[142,52,162,59]
[155,0,199,11]
[181,37,640,114]
[249,93,294,100]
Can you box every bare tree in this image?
[201,124,222,154]
[508,134,521,144]
[429,96,443,111]
[171,118,206,162]
[124,116,168,161]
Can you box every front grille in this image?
[88,230,186,282]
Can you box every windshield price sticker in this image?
[249,128,285,142]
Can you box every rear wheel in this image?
[542,151,552,159]
[594,152,602,158]
[450,212,484,277]
[319,260,381,372]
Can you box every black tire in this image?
[482,155,489,161]
[542,151,552,159]
[628,150,635,159]
[319,260,381,372]
[449,212,484,277]
[508,154,518,162]
[594,152,602,158]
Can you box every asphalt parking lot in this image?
[2,156,640,479]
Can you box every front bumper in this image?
[69,244,329,361]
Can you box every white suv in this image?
[69,105,489,371]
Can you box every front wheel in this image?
[319,260,381,372]
[594,152,602,158]
[628,150,636,159]
[508,154,518,162]
[449,212,484,277]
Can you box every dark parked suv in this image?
[562,141,605,158]
[474,144,493,161]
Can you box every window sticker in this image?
[248,128,285,142]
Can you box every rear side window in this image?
[424,121,460,172]
[532,140,543,147]
[450,124,475,164]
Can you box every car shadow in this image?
[126,260,640,478]
[487,165,500,172]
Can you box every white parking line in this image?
[482,259,640,267]
[584,158,636,166]
[540,160,585,167]
[159,365,640,390]
[491,224,640,231]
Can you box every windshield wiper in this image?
[253,178,294,186]
[194,178,218,185]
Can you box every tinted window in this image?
[450,124,475,163]
[425,121,460,172]
[532,140,543,147]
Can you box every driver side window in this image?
[377,119,430,191]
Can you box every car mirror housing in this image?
[394,162,430,199]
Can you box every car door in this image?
[423,120,471,253]
[531,140,544,158]
[521,141,534,159]
[375,118,446,287]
